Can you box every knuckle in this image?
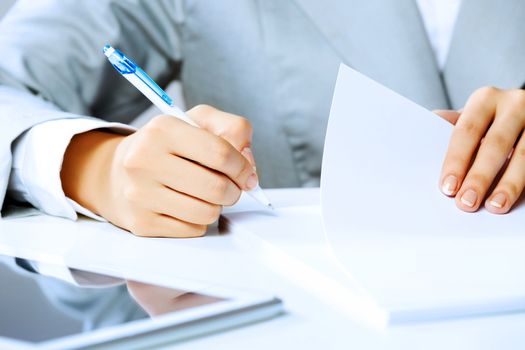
[212,139,233,168]
[143,115,170,137]
[483,132,510,153]
[234,164,250,181]
[473,86,500,100]
[190,104,215,116]
[233,116,253,134]
[465,173,490,189]
[200,204,222,224]
[446,153,468,168]
[225,187,242,206]
[190,225,208,237]
[123,185,143,204]
[177,224,207,238]
[501,181,520,199]
[514,147,525,159]
[507,89,525,109]
[456,119,482,136]
[148,114,171,128]
[210,175,230,198]
[122,151,144,172]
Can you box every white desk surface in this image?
[1,188,524,349]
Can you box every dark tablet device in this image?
[0,255,282,350]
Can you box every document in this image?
[322,64,525,324]
[223,64,525,326]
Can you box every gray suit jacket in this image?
[1,0,524,212]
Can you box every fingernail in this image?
[441,175,458,196]
[246,172,258,190]
[241,147,256,170]
[460,189,478,208]
[489,193,507,209]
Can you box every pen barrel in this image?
[123,74,198,127]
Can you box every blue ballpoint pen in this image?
[103,45,273,209]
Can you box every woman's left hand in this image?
[435,87,525,214]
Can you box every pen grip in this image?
[161,105,199,128]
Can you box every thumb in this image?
[433,109,462,125]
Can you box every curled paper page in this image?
[321,64,525,323]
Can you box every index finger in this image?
[439,88,498,197]
[148,115,257,191]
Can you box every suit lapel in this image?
[292,0,450,109]
[444,0,525,108]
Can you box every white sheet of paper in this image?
[223,188,388,327]
[321,64,525,323]
[0,210,278,294]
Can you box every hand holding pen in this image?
[60,47,271,238]
[103,45,272,209]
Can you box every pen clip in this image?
[103,45,173,106]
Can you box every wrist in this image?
[61,130,124,216]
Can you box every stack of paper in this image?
[224,64,525,327]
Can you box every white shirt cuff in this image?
[9,118,135,221]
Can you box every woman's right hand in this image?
[60,105,258,238]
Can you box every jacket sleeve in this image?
[0,0,184,213]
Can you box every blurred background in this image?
[0,0,185,128]
[0,0,15,17]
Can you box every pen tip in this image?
[268,203,275,210]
